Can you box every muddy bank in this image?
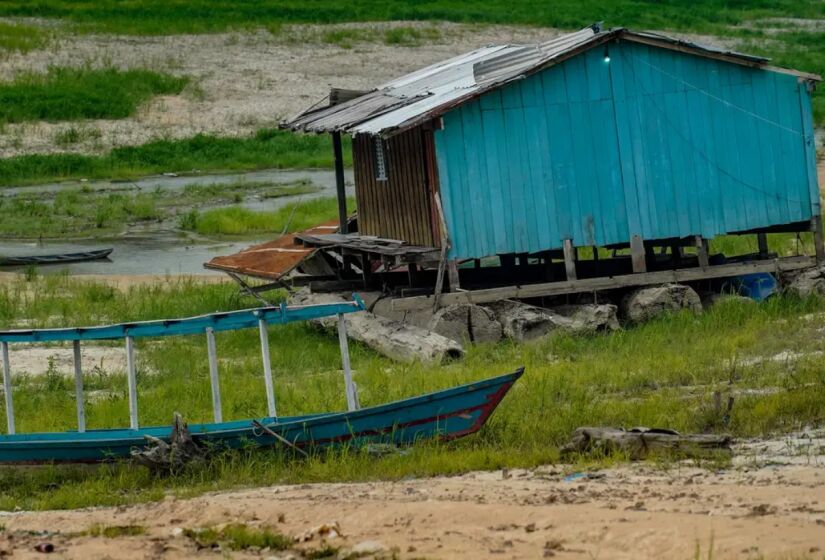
[1,431,823,559]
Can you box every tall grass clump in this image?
[0,21,50,54]
[181,196,354,236]
[0,67,188,123]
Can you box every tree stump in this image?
[131,412,206,473]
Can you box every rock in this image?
[346,541,386,557]
[485,300,570,341]
[784,266,825,298]
[551,303,620,332]
[429,304,503,343]
[621,284,702,323]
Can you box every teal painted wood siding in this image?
[434,42,819,260]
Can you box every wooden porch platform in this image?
[294,232,441,265]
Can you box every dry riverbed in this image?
[0,21,735,158]
[1,431,823,560]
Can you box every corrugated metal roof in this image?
[282,25,797,138]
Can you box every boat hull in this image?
[0,369,522,464]
[0,249,113,267]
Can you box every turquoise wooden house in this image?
[280,24,821,299]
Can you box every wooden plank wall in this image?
[353,127,437,248]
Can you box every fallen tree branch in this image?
[560,427,732,460]
[131,412,206,473]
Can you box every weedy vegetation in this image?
[0,67,188,124]
[0,274,824,510]
[183,524,291,551]
[181,195,356,236]
[0,21,51,54]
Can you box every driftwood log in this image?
[131,412,205,472]
[560,427,732,460]
[292,291,464,363]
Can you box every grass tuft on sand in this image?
[0,274,824,510]
[0,67,188,124]
[0,21,50,54]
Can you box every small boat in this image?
[0,297,521,464]
[0,248,113,267]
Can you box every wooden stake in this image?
[447,260,461,292]
[125,335,138,430]
[812,216,825,265]
[337,314,359,411]
[206,327,223,423]
[73,340,86,433]
[630,235,646,273]
[695,235,709,269]
[1,341,14,435]
[563,239,577,281]
[258,318,277,418]
[757,233,769,259]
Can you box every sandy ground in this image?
[0,21,736,158]
[0,431,823,559]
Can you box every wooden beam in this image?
[695,236,709,269]
[447,260,461,292]
[630,235,646,273]
[563,239,577,281]
[332,131,348,234]
[1,341,14,435]
[812,216,825,265]
[757,233,769,259]
[73,340,86,433]
[391,256,815,311]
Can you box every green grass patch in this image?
[0,129,350,187]
[184,524,291,551]
[0,179,320,239]
[0,275,824,510]
[182,195,355,236]
[0,1,821,36]
[0,67,188,124]
[0,21,50,54]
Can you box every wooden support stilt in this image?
[757,233,769,259]
[630,235,646,273]
[206,327,223,423]
[2,341,14,435]
[447,260,461,292]
[337,313,359,411]
[73,340,86,433]
[670,243,681,267]
[125,335,138,430]
[812,216,825,265]
[332,131,348,235]
[258,318,277,418]
[563,239,577,281]
[695,235,709,269]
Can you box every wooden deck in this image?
[294,232,441,265]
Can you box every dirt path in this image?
[2,432,823,559]
[0,21,734,158]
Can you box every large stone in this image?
[485,300,570,341]
[621,284,702,323]
[429,304,503,344]
[552,303,620,332]
[784,266,825,298]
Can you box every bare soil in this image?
[0,21,735,158]
[1,431,823,559]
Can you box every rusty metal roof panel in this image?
[204,222,339,280]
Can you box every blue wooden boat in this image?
[0,296,521,464]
